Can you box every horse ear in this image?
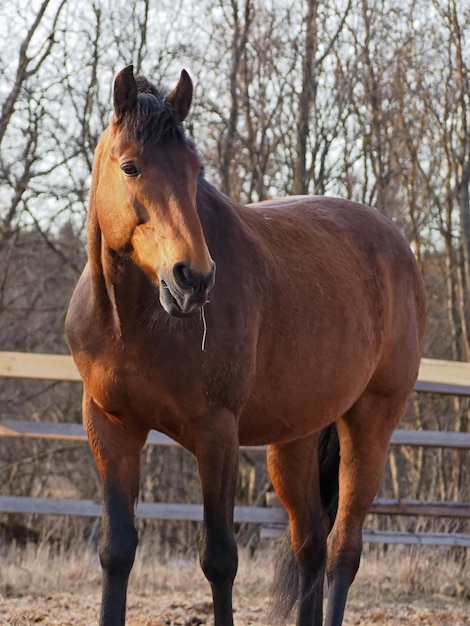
[113,65,137,121]
[165,70,193,123]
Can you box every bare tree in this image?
[0,0,67,235]
[292,0,352,195]
[210,0,253,197]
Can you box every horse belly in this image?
[237,354,373,446]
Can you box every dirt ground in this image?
[1,586,470,626]
[1,545,469,625]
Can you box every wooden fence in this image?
[1,351,470,547]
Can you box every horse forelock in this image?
[118,75,185,146]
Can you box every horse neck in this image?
[196,179,263,270]
[85,177,266,333]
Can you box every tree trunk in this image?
[292,0,317,195]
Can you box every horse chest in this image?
[82,332,255,444]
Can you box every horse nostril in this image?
[173,262,194,290]
[173,262,216,294]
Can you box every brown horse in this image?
[65,65,426,626]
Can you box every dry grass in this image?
[0,539,469,625]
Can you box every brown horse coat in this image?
[66,67,426,626]
[68,186,424,449]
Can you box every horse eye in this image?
[121,162,140,177]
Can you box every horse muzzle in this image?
[160,261,216,317]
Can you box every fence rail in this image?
[2,419,470,450]
[1,351,470,392]
[1,352,470,547]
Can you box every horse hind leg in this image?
[267,433,335,626]
[324,390,409,626]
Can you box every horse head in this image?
[92,65,215,317]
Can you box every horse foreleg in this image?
[194,409,239,626]
[324,393,407,626]
[83,394,148,626]
[267,435,328,626]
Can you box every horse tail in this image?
[318,422,340,527]
[270,423,340,621]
